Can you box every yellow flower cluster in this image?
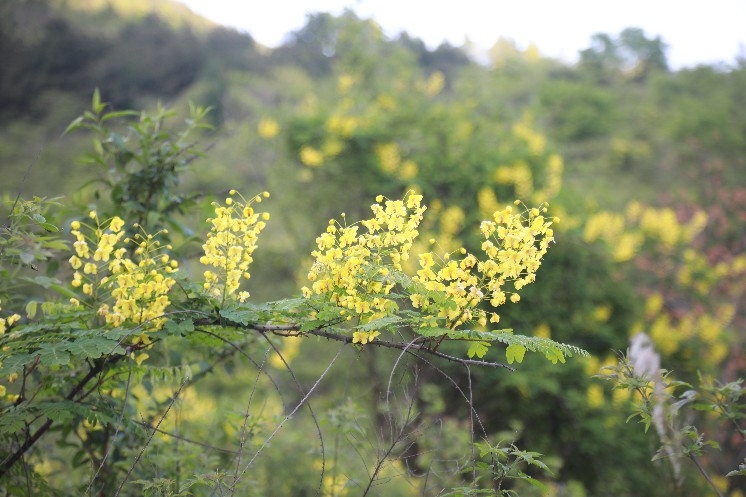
[643,292,733,363]
[583,211,643,262]
[495,162,534,199]
[422,71,445,96]
[535,153,564,203]
[374,142,418,181]
[585,204,708,262]
[512,117,546,156]
[103,231,177,329]
[69,212,178,330]
[410,202,556,328]
[303,195,555,342]
[302,193,427,342]
[410,249,481,328]
[0,300,21,334]
[201,191,270,303]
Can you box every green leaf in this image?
[0,408,27,432]
[467,340,490,359]
[219,306,260,325]
[506,344,526,364]
[36,342,71,367]
[25,301,39,319]
[92,88,104,114]
[65,338,126,359]
[413,327,450,338]
[163,319,195,336]
[39,222,60,233]
[355,315,401,332]
[0,352,36,376]
[63,115,85,135]
[100,110,138,122]
[299,319,326,333]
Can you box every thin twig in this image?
[231,348,271,496]
[86,355,135,495]
[235,344,346,482]
[257,333,327,497]
[689,453,726,497]
[362,383,419,497]
[114,377,189,497]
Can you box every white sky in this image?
[178,0,746,69]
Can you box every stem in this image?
[689,453,725,497]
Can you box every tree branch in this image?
[194,316,515,371]
[0,353,123,478]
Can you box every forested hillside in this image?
[1,1,745,496]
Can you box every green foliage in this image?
[444,442,551,496]
[64,90,211,234]
[0,96,578,496]
[598,352,746,497]
[3,6,746,496]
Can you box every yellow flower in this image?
[109,216,125,233]
[257,118,280,139]
[352,330,380,344]
[299,145,324,167]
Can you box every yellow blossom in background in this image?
[439,205,465,238]
[584,355,600,376]
[587,384,605,408]
[423,71,445,96]
[534,322,551,338]
[639,207,681,249]
[625,200,643,222]
[592,304,612,323]
[269,335,302,368]
[201,191,270,303]
[583,211,626,245]
[257,118,279,139]
[512,116,546,156]
[337,73,355,93]
[399,159,418,181]
[322,138,344,157]
[612,232,643,262]
[495,162,533,198]
[376,94,396,110]
[612,385,631,405]
[299,145,324,167]
[477,187,500,218]
[326,115,359,137]
[524,43,541,63]
[374,142,400,173]
[645,293,664,318]
[534,153,563,203]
